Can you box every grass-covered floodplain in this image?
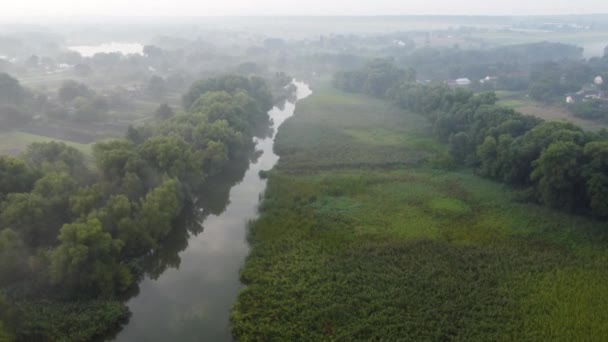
[232,81,608,341]
[0,131,93,157]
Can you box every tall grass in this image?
[232,83,608,341]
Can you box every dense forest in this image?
[335,59,608,217]
[0,74,286,340]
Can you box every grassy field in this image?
[232,81,608,340]
[0,131,93,157]
[274,83,444,171]
[496,91,608,131]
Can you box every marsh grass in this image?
[232,81,608,341]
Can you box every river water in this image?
[111,81,312,342]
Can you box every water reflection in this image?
[110,81,311,342]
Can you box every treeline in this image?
[0,73,125,130]
[0,74,276,340]
[334,61,608,218]
[0,73,40,130]
[399,42,584,81]
[390,42,608,118]
[527,57,608,103]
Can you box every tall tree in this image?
[531,141,585,211]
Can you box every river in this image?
[110,81,312,341]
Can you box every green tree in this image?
[155,103,174,120]
[0,193,54,246]
[448,132,471,162]
[136,179,183,243]
[58,80,93,104]
[0,73,26,105]
[138,136,204,185]
[190,91,250,132]
[50,218,132,295]
[0,229,27,285]
[531,141,585,211]
[0,156,38,199]
[183,75,272,112]
[477,136,499,178]
[93,140,142,181]
[583,141,608,217]
[69,185,104,218]
[22,141,86,175]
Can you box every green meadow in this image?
[232,81,608,340]
[0,131,93,157]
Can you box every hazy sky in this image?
[2,0,608,17]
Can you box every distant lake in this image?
[68,42,144,57]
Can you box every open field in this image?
[274,83,443,171]
[0,131,93,157]
[496,91,608,131]
[232,81,608,340]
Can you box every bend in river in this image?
[111,81,312,342]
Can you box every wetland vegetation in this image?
[233,79,608,341]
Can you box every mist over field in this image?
[1,2,608,341]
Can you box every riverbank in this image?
[232,80,608,340]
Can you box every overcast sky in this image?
[1,0,608,17]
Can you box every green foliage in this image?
[10,300,129,341]
[583,141,608,217]
[137,178,183,243]
[50,218,132,295]
[0,73,26,106]
[69,185,104,218]
[0,229,27,285]
[0,192,56,247]
[155,103,174,120]
[0,155,38,198]
[531,141,586,210]
[58,80,93,104]
[183,74,273,112]
[93,139,142,182]
[139,136,204,185]
[22,141,86,175]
